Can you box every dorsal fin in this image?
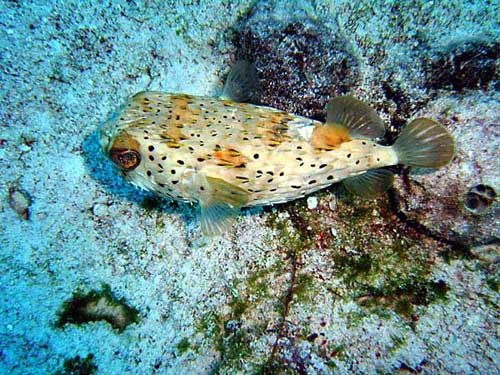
[327,96,385,139]
[198,175,250,236]
[221,61,260,103]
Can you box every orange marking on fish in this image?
[310,124,351,150]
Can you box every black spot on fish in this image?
[362,141,367,145]
[161,156,167,160]
[279,172,285,176]
[327,175,333,180]
[291,185,302,189]
[147,170,152,177]
[319,164,327,169]
[149,155,154,161]
[308,180,316,184]
[172,180,179,185]
[270,188,277,192]
[267,179,273,183]
[159,183,165,187]
[197,157,205,162]
[297,146,302,150]
[171,169,176,174]
[347,153,351,158]
[355,160,360,165]
[310,164,316,168]
[253,153,259,159]
[157,163,163,169]
[200,186,205,191]
[175,115,180,120]
[266,171,274,175]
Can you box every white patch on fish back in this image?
[287,116,319,141]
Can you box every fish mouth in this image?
[98,118,116,154]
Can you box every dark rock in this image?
[232,18,360,121]
[424,40,500,91]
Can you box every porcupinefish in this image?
[99,62,455,236]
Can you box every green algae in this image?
[265,189,453,320]
[55,284,139,332]
[486,277,499,293]
[176,337,191,355]
[53,354,97,375]
[139,195,163,212]
[293,273,316,304]
[194,258,288,373]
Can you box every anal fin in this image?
[343,169,394,198]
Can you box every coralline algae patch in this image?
[0,0,499,375]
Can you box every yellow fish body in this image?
[99,62,454,235]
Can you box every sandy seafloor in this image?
[0,1,499,374]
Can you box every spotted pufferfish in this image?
[99,62,455,236]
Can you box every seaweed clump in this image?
[55,284,139,332]
[53,354,97,375]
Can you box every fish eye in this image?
[109,148,141,171]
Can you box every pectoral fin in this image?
[221,61,260,103]
[343,169,394,198]
[198,176,250,236]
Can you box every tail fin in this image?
[393,118,455,168]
